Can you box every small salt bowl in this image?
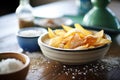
[38,31,111,65]
[0,52,30,80]
[17,27,47,52]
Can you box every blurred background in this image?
[0,0,119,16]
[0,0,60,16]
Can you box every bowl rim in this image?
[0,52,30,75]
[38,32,111,52]
[16,27,47,38]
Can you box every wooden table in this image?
[0,0,120,80]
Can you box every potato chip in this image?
[64,29,78,37]
[94,30,104,38]
[64,33,86,49]
[65,33,81,49]
[47,24,111,50]
[62,24,73,32]
[61,36,73,44]
[54,29,66,36]
[74,23,92,35]
[74,44,89,50]
[49,36,63,47]
[48,28,56,38]
[94,38,111,46]
[84,35,97,46]
[64,37,72,49]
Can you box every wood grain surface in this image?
[0,0,120,80]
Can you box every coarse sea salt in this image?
[0,58,24,74]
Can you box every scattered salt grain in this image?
[0,58,24,74]
[65,72,68,75]
[72,76,75,79]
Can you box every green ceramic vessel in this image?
[82,0,120,30]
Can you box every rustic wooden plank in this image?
[26,52,62,80]
[25,52,120,80]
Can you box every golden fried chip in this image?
[94,38,111,46]
[64,29,77,37]
[74,44,89,50]
[84,35,97,46]
[94,30,104,38]
[49,36,63,47]
[74,23,92,35]
[62,24,73,32]
[64,33,85,49]
[54,29,66,36]
[61,36,73,44]
[47,24,111,50]
[48,28,56,38]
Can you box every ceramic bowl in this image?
[0,52,30,80]
[17,27,47,52]
[38,32,111,65]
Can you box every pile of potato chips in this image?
[47,23,111,50]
